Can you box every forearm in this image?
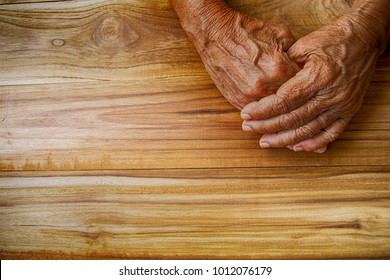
[347,0,390,52]
[169,0,236,48]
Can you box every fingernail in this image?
[241,113,251,120]
[293,145,303,152]
[242,124,253,132]
[287,145,294,150]
[260,141,271,148]
[315,146,327,153]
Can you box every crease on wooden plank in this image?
[2,170,390,188]
[1,165,390,179]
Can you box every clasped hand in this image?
[171,0,389,153]
[240,12,381,153]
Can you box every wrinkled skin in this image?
[172,0,390,153]
[170,0,299,109]
[197,12,300,109]
[241,1,390,152]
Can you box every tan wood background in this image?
[0,0,389,259]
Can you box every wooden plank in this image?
[1,167,390,259]
[1,0,390,260]
[0,0,202,85]
[1,165,389,178]
[1,78,390,170]
[0,1,61,4]
[2,0,381,86]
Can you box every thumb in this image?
[287,37,312,65]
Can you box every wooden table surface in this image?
[1,0,389,259]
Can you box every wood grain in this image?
[1,167,390,259]
[1,0,390,259]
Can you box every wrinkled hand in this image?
[240,12,384,152]
[180,3,299,109]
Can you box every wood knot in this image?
[51,39,65,47]
[93,15,139,48]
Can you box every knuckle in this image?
[281,25,292,38]
[344,100,363,116]
[289,111,304,128]
[324,129,339,143]
[279,111,302,129]
[295,124,317,141]
[251,101,268,119]
[306,100,321,114]
[241,87,258,101]
[288,41,306,58]
[273,23,293,42]
[321,60,340,82]
[249,121,266,134]
[316,110,334,127]
[274,95,291,113]
[278,115,289,130]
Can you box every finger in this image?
[253,21,295,52]
[241,58,321,121]
[286,145,294,151]
[287,36,315,65]
[259,112,338,148]
[273,23,295,52]
[292,118,350,152]
[242,98,331,134]
[314,146,328,154]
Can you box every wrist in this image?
[345,0,390,54]
[171,0,236,48]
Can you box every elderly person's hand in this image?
[170,0,299,109]
[240,0,390,152]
